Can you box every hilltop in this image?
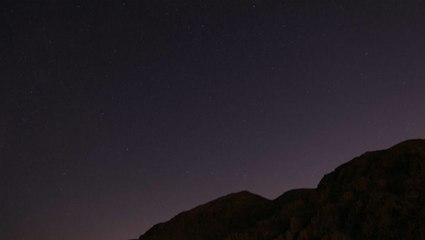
[137,139,425,240]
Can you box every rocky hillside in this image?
[138,139,425,240]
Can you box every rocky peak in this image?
[136,139,425,240]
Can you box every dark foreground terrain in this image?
[137,139,425,240]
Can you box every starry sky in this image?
[2,1,425,239]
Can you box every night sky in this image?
[2,1,425,239]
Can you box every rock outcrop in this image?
[138,139,425,240]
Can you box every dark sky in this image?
[2,0,425,239]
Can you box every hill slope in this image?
[138,139,425,240]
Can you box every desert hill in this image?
[138,139,425,240]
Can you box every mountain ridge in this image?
[137,139,425,240]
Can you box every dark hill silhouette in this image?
[138,139,425,240]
